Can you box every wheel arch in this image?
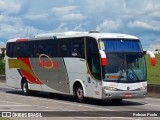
[73,80,86,97]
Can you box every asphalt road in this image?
[0,82,160,120]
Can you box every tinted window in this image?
[6,37,84,58]
[58,39,71,57]
[15,42,25,57]
[35,41,46,57]
[25,42,35,57]
[6,43,15,57]
[45,41,57,57]
[71,38,84,58]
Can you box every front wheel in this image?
[75,86,85,102]
[21,80,30,95]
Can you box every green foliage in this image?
[0,59,5,75]
[146,54,160,84]
[0,118,12,120]
[0,49,5,59]
[1,52,5,58]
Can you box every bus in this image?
[6,31,156,103]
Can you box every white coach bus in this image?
[6,31,156,103]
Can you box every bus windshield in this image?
[104,53,146,82]
[100,39,146,82]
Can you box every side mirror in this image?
[99,50,107,66]
[143,51,146,55]
[146,51,156,66]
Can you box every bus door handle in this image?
[80,59,85,61]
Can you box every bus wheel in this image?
[111,99,122,104]
[21,80,30,95]
[75,85,84,102]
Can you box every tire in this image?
[111,99,122,105]
[75,85,85,103]
[21,80,30,95]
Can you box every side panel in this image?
[30,57,70,93]
[64,58,93,97]
[6,56,70,93]
[6,57,22,89]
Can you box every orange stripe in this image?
[9,58,43,84]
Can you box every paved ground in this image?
[0,82,160,120]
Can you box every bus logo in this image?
[38,54,60,69]
[127,87,130,91]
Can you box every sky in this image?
[0,0,160,50]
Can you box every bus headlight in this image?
[104,86,117,91]
[140,86,147,90]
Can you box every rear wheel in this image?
[21,80,30,95]
[75,85,85,102]
[111,99,122,104]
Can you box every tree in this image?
[0,48,5,59]
[155,49,160,54]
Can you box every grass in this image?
[146,54,160,84]
[0,118,12,120]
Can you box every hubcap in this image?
[23,83,27,93]
[77,88,83,99]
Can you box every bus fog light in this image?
[140,86,147,90]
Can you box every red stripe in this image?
[20,69,42,84]
[18,58,32,69]
[18,58,43,84]
[16,38,28,42]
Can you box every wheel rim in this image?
[23,82,27,93]
[77,88,83,100]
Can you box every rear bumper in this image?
[102,89,147,99]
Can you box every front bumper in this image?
[102,89,147,99]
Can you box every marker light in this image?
[147,51,156,66]
[99,50,107,66]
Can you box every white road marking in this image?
[0,105,31,106]
[0,87,159,120]
[0,93,115,111]
[0,93,138,119]
[0,100,29,105]
[146,104,160,107]
[145,97,160,101]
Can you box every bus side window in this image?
[71,38,84,58]
[26,42,35,57]
[35,42,45,57]
[7,43,15,57]
[59,39,71,57]
[45,41,57,57]
[15,43,24,57]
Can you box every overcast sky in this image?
[0,0,160,50]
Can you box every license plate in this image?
[124,93,132,98]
